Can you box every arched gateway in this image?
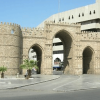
[22,22,100,75]
[53,30,73,74]
[28,44,42,74]
[0,22,100,75]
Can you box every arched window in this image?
[93,10,95,14]
[72,15,74,19]
[69,16,70,19]
[79,13,80,17]
[62,18,64,21]
[82,13,84,16]
[90,11,92,15]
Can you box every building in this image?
[38,0,100,32]
[37,0,100,69]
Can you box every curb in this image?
[0,75,60,90]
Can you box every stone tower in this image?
[0,22,22,75]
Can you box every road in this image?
[0,75,100,100]
[0,86,100,100]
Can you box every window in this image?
[90,11,91,15]
[79,14,80,17]
[93,10,95,14]
[82,13,84,16]
[69,16,70,19]
[54,20,55,23]
[62,18,64,21]
[59,18,61,22]
[72,15,74,19]
[11,29,14,34]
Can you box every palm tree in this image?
[20,59,39,79]
[0,66,7,78]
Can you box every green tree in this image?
[20,59,39,79]
[0,65,7,78]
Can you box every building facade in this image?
[38,0,100,32]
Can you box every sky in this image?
[0,0,95,28]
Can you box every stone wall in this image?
[0,21,100,75]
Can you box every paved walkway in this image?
[0,75,60,90]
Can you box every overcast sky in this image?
[0,0,95,28]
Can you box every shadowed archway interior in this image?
[83,47,94,74]
[54,30,73,74]
[31,45,42,74]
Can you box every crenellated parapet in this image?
[0,22,20,27]
[21,27,46,38]
[0,22,21,36]
[80,31,100,40]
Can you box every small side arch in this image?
[82,46,94,55]
[82,46,94,74]
[28,43,44,74]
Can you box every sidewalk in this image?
[0,75,60,90]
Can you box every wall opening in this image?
[53,30,73,74]
[83,47,94,74]
[29,45,42,74]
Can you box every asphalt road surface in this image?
[0,75,100,100]
[0,88,100,100]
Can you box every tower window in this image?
[11,29,14,34]
[82,13,84,16]
[69,16,70,19]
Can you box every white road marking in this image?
[53,76,81,90]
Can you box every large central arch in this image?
[53,30,73,74]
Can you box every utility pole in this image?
[58,0,60,21]
[58,0,60,13]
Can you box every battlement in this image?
[0,22,22,37]
[44,21,81,27]
[22,27,46,38]
[21,27,44,31]
[0,22,20,27]
[80,31,100,40]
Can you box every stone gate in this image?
[0,21,100,75]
